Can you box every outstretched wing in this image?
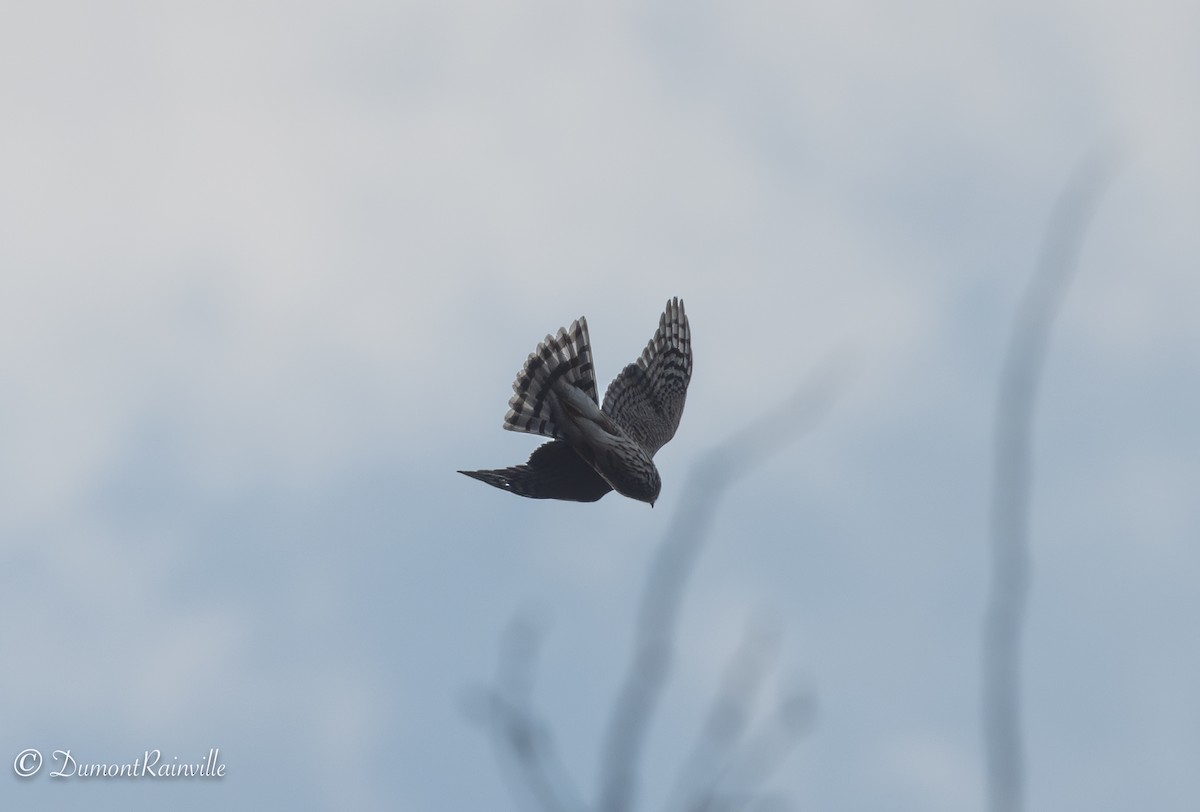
[458,440,613,502]
[601,297,692,457]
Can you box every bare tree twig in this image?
[479,616,586,812]
[691,685,816,812]
[983,154,1119,812]
[665,617,783,812]
[598,353,855,812]
[474,350,852,812]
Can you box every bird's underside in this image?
[459,297,692,505]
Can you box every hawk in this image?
[459,297,692,506]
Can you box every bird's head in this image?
[626,465,661,507]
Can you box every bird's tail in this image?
[504,317,598,439]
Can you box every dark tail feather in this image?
[504,317,597,439]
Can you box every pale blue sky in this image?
[2,2,1198,810]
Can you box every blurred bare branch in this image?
[476,352,854,812]
[599,355,851,812]
[478,616,586,812]
[662,617,815,812]
[665,618,783,812]
[703,684,816,811]
[983,154,1119,812]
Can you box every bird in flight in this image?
[459,298,692,506]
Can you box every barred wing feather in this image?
[601,297,692,457]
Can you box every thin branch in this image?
[666,618,783,812]
[478,616,587,812]
[983,154,1119,812]
[704,686,815,811]
[597,353,855,812]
